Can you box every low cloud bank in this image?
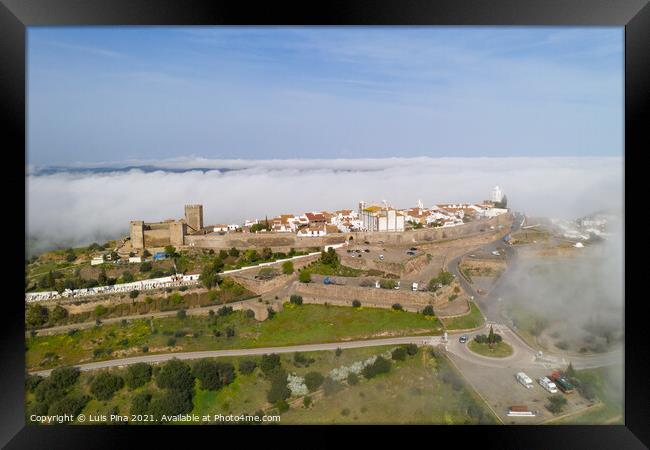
[26,156,623,253]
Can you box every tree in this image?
[50,366,80,390]
[347,373,359,385]
[488,325,495,346]
[304,372,325,392]
[290,295,303,305]
[65,249,76,262]
[142,249,151,257]
[298,271,311,283]
[261,247,273,260]
[228,247,240,258]
[260,354,282,377]
[156,359,194,392]
[275,399,290,413]
[50,305,68,323]
[239,359,257,375]
[379,279,397,289]
[26,304,49,327]
[122,271,134,283]
[266,371,291,403]
[94,304,108,318]
[282,260,294,275]
[422,305,435,316]
[129,290,139,299]
[124,363,153,389]
[192,360,235,391]
[392,303,403,311]
[352,299,361,308]
[130,392,152,416]
[49,394,89,417]
[140,261,152,272]
[200,260,222,289]
[149,389,193,418]
[495,195,508,209]
[335,347,342,357]
[164,245,177,257]
[25,374,44,392]
[98,267,108,286]
[90,372,124,401]
[320,247,340,268]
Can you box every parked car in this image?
[379,254,384,260]
[538,377,558,394]
[410,247,417,251]
[516,372,534,389]
[459,335,468,344]
[394,281,400,290]
[406,251,415,256]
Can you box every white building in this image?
[297,225,327,237]
[492,185,504,203]
[358,202,405,232]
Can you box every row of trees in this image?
[428,270,454,292]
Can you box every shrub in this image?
[166,337,177,347]
[282,261,294,275]
[392,303,403,311]
[379,279,396,289]
[275,399,290,413]
[304,372,325,392]
[546,394,568,414]
[362,356,391,379]
[303,396,312,408]
[90,372,125,400]
[422,305,435,316]
[124,363,152,389]
[322,377,343,396]
[391,347,407,361]
[239,359,257,375]
[25,374,44,392]
[245,309,255,318]
[298,271,312,283]
[122,271,134,283]
[405,344,418,356]
[352,300,361,308]
[176,309,187,319]
[335,347,343,357]
[140,262,152,272]
[217,306,233,317]
[290,295,303,305]
[347,373,359,385]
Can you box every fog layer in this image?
[26,156,622,253]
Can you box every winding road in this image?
[29,212,622,377]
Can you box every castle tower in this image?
[130,220,144,249]
[184,204,204,231]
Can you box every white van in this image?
[538,377,558,393]
[412,282,419,291]
[516,372,534,389]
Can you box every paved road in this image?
[30,335,442,377]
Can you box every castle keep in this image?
[129,204,203,250]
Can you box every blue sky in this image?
[27,27,623,164]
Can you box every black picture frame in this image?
[1,0,647,448]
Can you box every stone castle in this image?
[129,204,204,250]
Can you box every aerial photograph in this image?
[25,27,623,425]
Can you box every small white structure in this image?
[516,372,534,389]
[128,256,142,263]
[91,257,105,266]
[538,377,558,393]
[492,185,504,203]
[574,242,584,248]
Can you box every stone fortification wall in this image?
[292,282,438,309]
[185,214,510,251]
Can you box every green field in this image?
[467,340,513,358]
[27,304,443,370]
[26,346,496,425]
[441,302,484,330]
